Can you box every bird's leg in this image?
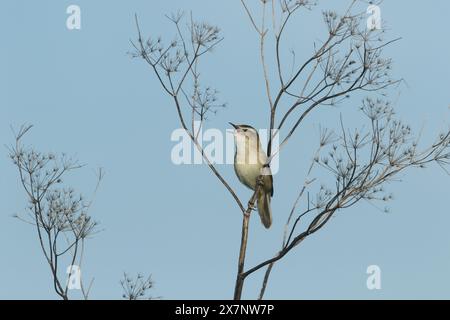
[248,175,264,211]
[247,201,257,211]
[256,175,264,189]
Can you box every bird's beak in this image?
[229,122,238,129]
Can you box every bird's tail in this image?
[257,189,272,229]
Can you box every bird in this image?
[230,123,274,229]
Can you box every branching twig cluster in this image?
[130,13,244,213]
[9,125,101,300]
[120,273,155,300]
[257,98,450,298]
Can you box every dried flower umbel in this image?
[120,273,154,300]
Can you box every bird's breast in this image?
[234,162,262,191]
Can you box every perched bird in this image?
[230,123,274,229]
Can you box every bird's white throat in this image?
[234,132,268,166]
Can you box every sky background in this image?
[1,0,450,300]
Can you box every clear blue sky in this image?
[1,0,450,300]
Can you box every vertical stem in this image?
[234,178,263,300]
[233,213,250,300]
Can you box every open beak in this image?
[229,122,238,129]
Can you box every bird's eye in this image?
[243,129,248,132]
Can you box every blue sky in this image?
[1,0,450,300]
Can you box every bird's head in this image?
[229,123,259,142]
[230,123,267,165]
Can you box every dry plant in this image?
[120,273,155,300]
[8,125,101,300]
[131,0,450,300]
[9,125,157,300]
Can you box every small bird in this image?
[230,123,274,229]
